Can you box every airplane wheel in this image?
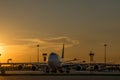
[66,70,70,73]
[45,67,49,73]
[46,70,50,73]
[51,70,57,73]
[51,69,57,73]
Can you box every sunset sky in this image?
[0,0,120,63]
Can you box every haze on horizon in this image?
[0,0,120,63]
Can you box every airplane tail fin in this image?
[61,44,64,59]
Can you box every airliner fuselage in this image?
[48,52,62,72]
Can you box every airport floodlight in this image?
[104,44,107,66]
[37,44,40,63]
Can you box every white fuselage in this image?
[48,52,61,71]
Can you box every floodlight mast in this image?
[37,44,40,63]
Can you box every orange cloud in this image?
[4,36,80,50]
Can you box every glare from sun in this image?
[0,44,5,54]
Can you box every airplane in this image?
[33,44,79,73]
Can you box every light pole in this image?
[104,44,107,66]
[37,44,40,63]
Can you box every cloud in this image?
[44,36,79,47]
[4,36,80,50]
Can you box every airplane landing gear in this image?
[66,67,70,73]
[59,69,64,73]
[45,67,49,73]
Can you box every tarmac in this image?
[0,71,120,76]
